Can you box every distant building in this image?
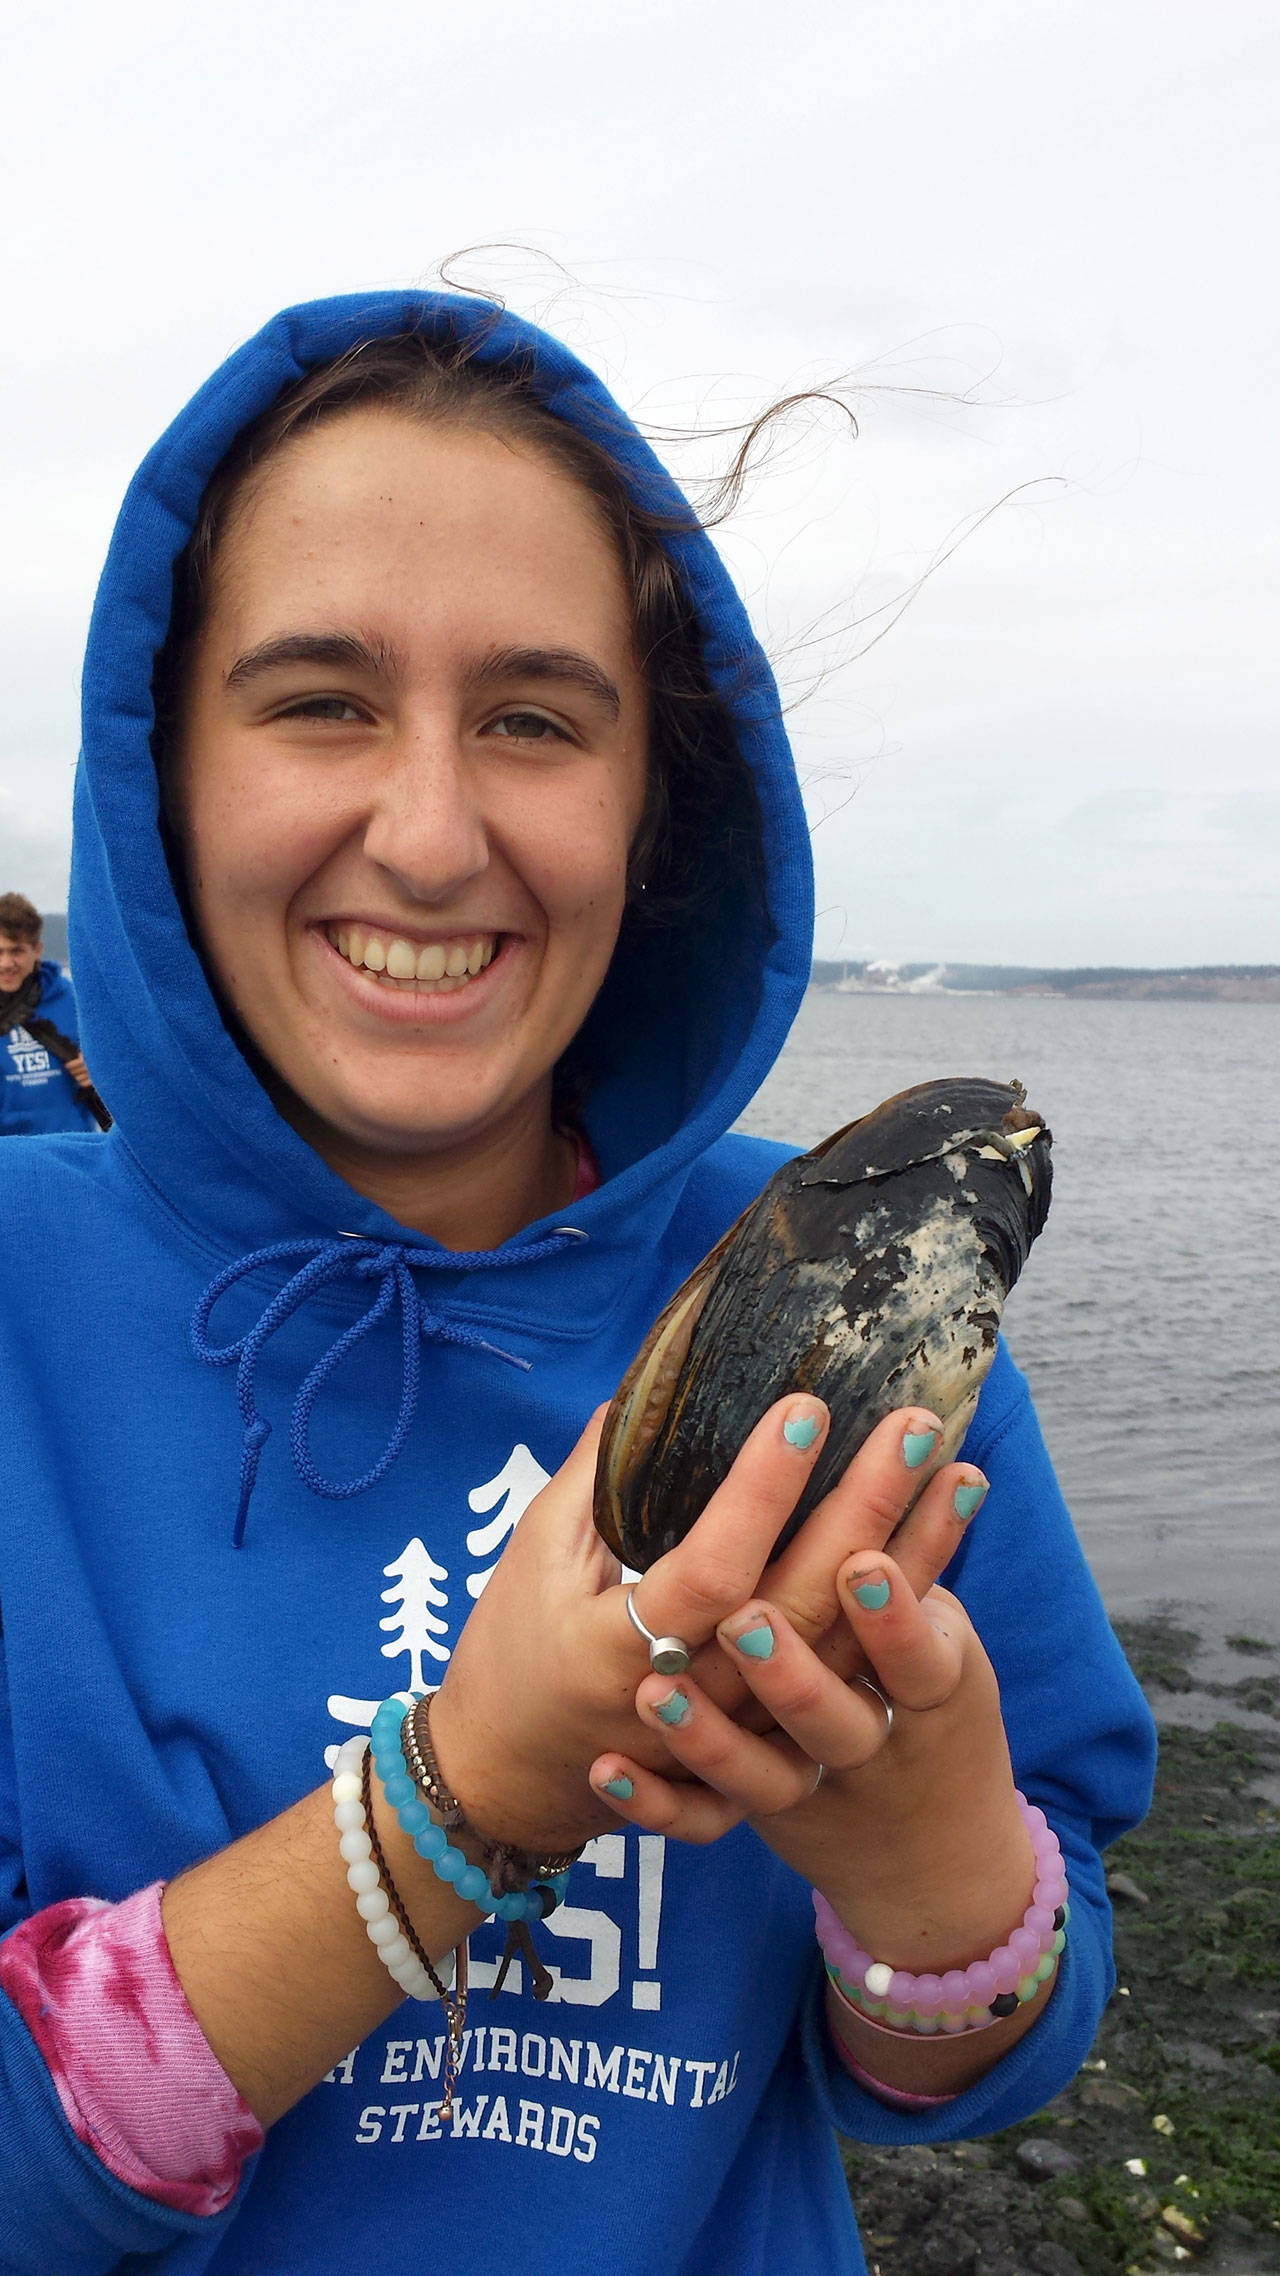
[41,913,69,966]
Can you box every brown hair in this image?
[151,326,765,934]
[0,892,43,944]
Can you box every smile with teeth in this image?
[326,924,499,991]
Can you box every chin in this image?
[310,1082,508,1162]
[325,1106,466,1159]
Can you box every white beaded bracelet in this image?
[331,1734,454,2003]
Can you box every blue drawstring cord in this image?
[190,1229,584,1546]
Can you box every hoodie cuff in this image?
[0,1884,263,2216]
[802,1899,1110,2149]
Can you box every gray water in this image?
[737,992,1280,1650]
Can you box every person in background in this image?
[0,890,108,1133]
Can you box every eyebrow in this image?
[223,633,621,721]
[462,646,621,721]
[224,632,407,688]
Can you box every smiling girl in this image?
[0,297,1153,2275]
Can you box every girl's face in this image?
[176,409,648,1168]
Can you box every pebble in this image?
[915,2227,978,2273]
[1175,2039,1228,2072]
[1127,2188,1161,2221]
[894,2144,940,2173]
[1016,2140,1082,2181]
[1028,2246,1087,2276]
[1107,1870,1152,1905]
[1079,2077,1146,2113]
[1222,1884,1269,1919]
[1056,2199,1089,2223]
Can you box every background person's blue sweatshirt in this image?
[0,292,1155,2276]
[0,960,96,1135]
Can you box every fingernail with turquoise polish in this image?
[853,1575,892,1611]
[733,1621,776,1660]
[954,1479,987,1522]
[783,1411,821,1450]
[655,1690,691,1727]
[602,1774,634,1800]
[903,1426,938,1469]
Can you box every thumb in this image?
[532,1406,619,1583]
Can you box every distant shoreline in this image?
[809,960,1280,1003]
[41,913,1280,1005]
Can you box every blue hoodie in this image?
[0,960,96,1136]
[0,293,1154,2276]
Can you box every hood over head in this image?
[72,292,814,1269]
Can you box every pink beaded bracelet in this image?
[814,1791,1069,2037]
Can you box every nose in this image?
[360,727,490,905]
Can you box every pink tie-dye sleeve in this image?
[0,1883,263,2216]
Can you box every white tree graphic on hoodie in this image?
[324,1448,552,1756]
[465,1443,551,1596]
[379,1538,451,1690]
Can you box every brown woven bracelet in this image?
[405,1696,583,1888]
[360,1747,452,1997]
[361,1746,468,2115]
[401,1695,463,1829]
[389,1698,583,2008]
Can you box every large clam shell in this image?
[594,1076,1052,1569]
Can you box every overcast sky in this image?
[4,0,1276,965]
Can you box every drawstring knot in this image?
[191,1228,583,1545]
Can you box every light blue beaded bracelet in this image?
[369,1696,572,1924]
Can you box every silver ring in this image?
[851,1674,895,1739]
[809,1762,826,1796]
[625,1586,693,1677]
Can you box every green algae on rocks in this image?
[840,1623,1280,2276]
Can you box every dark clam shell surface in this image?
[594,1076,1052,1570]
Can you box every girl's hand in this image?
[428,1392,838,1856]
[590,1545,1035,1978]
[429,1392,993,1866]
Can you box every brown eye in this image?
[486,711,566,742]
[278,696,366,723]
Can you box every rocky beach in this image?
[733,988,1280,2272]
[840,1618,1280,2276]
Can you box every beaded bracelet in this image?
[329,1735,454,2003]
[814,1792,1069,2037]
[369,1695,573,1925]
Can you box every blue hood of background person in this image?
[70,292,815,1277]
[33,958,76,1017]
